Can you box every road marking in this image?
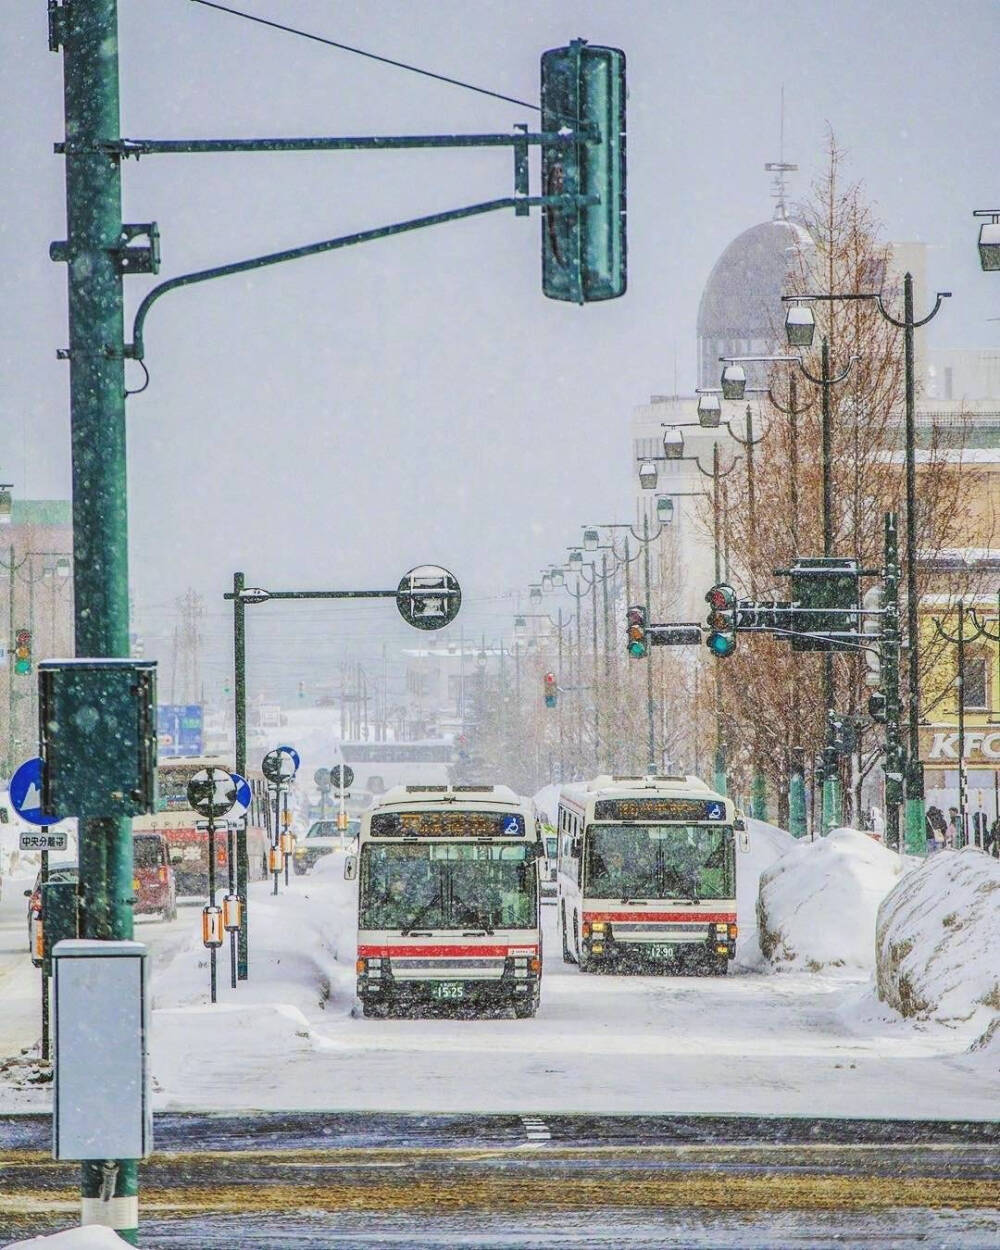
[521,1115,551,1141]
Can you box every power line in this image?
[188,1,539,112]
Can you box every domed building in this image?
[696,216,813,389]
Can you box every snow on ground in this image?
[2,815,997,1121]
[3,1230,131,1249]
[875,846,999,1046]
[756,826,906,972]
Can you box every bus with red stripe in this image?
[556,775,748,975]
[351,784,543,1017]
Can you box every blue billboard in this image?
[157,704,204,757]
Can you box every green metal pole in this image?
[789,747,807,837]
[711,445,727,795]
[883,514,904,851]
[819,337,842,832]
[901,274,927,853]
[233,571,249,979]
[56,0,137,1240]
[642,513,655,773]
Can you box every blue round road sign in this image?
[9,757,62,826]
[229,772,253,815]
[277,745,301,772]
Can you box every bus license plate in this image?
[431,982,465,1001]
[647,944,675,959]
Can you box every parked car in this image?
[25,862,78,967]
[293,817,360,874]
[133,831,178,920]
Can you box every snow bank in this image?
[532,783,560,825]
[875,847,999,1046]
[3,1230,131,1249]
[736,819,796,968]
[757,827,905,972]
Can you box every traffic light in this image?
[543,672,558,708]
[705,585,737,657]
[626,605,647,658]
[868,692,888,724]
[541,39,626,303]
[14,628,32,675]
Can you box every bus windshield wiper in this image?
[452,894,494,934]
[401,891,441,935]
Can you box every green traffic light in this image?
[706,631,736,658]
[628,640,647,658]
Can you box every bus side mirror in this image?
[344,854,358,881]
[737,830,750,853]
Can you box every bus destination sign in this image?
[593,798,727,822]
[371,810,526,839]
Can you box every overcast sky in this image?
[3,1,999,696]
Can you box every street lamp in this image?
[0,484,13,525]
[973,210,1000,271]
[782,275,950,851]
[784,301,816,348]
[529,584,543,605]
[720,363,747,401]
[638,459,658,489]
[656,496,674,525]
[582,528,600,552]
[696,391,722,428]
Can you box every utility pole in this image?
[51,1,138,1239]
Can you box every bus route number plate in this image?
[431,982,465,1001]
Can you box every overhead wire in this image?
[187,0,540,112]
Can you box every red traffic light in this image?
[706,586,735,611]
[543,673,556,688]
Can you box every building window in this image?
[961,651,989,712]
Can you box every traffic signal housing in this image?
[543,672,558,708]
[541,39,626,303]
[705,585,737,657]
[868,692,888,724]
[626,605,647,658]
[789,558,860,651]
[14,629,32,675]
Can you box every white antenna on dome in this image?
[765,86,797,221]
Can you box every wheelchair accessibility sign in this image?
[501,814,525,836]
[705,802,725,821]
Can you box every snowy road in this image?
[2,1111,998,1248]
[0,859,994,1119]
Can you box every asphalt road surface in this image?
[2,1112,998,1248]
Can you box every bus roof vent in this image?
[452,784,495,792]
[405,785,448,792]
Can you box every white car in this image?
[292,817,360,873]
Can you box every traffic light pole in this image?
[882,514,904,851]
[52,0,138,1239]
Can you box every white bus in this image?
[556,774,747,975]
[334,740,453,796]
[349,784,543,1018]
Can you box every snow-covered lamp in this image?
[720,363,747,401]
[785,302,816,347]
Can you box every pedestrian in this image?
[986,817,1000,859]
[925,805,946,853]
[945,807,959,849]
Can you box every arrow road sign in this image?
[228,772,253,816]
[329,765,354,790]
[396,565,461,631]
[262,748,296,785]
[9,757,63,827]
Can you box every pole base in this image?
[904,796,927,856]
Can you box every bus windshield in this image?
[360,842,536,931]
[584,824,735,901]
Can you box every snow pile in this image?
[532,783,560,825]
[736,818,796,968]
[757,827,906,972]
[2,1230,131,1249]
[875,847,999,1047]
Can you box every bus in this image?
[350,784,543,1018]
[556,774,748,975]
[334,740,453,796]
[131,756,269,895]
